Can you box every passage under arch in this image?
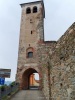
[22,68,40,90]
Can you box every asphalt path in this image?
[11,90,45,100]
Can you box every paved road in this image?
[11,90,45,100]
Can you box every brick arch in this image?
[26,47,35,52]
[21,67,42,90]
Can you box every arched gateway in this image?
[22,67,41,89]
[16,1,45,90]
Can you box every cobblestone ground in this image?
[11,90,45,100]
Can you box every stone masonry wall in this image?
[36,22,75,100]
[50,22,75,100]
[37,41,57,100]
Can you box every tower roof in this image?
[20,0,45,18]
[20,1,42,6]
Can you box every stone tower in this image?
[16,1,45,89]
[16,1,75,99]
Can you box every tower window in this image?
[26,47,34,58]
[33,6,37,13]
[26,7,31,14]
[31,31,32,34]
[28,52,33,58]
[30,19,33,23]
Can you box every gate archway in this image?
[22,68,41,90]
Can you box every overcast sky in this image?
[0,0,75,81]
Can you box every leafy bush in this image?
[10,81,15,87]
[0,85,7,91]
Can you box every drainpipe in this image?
[47,62,52,100]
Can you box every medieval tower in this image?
[16,1,45,90]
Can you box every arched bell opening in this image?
[22,68,40,90]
